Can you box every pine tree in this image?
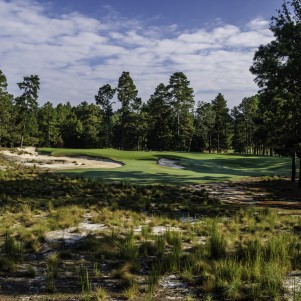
[167,72,195,151]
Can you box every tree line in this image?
[0,0,300,183]
[0,69,297,155]
[0,70,268,153]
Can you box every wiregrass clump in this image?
[80,268,92,301]
[46,252,59,292]
[0,162,301,300]
[120,231,139,263]
[208,220,227,259]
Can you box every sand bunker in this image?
[158,158,185,169]
[0,147,122,170]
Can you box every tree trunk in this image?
[47,108,51,147]
[291,150,296,182]
[20,115,27,148]
[187,135,193,152]
[176,112,180,150]
[245,122,248,154]
[121,113,125,150]
[20,124,26,147]
[217,129,220,153]
[47,121,50,147]
[270,148,273,156]
[108,127,111,148]
[224,123,228,152]
[107,119,112,148]
[298,153,301,187]
[249,123,252,155]
[20,135,24,148]
[209,134,212,154]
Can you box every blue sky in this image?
[50,0,283,28]
[0,0,283,108]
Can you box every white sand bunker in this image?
[1,147,122,170]
[158,158,185,169]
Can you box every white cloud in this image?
[0,0,274,108]
[247,18,270,31]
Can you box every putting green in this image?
[39,148,294,184]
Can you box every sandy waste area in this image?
[0,147,122,170]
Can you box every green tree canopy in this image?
[116,72,140,149]
[15,75,40,147]
[211,93,231,153]
[167,72,195,151]
[146,83,173,150]
[250,0,301,183]
[0,70,14,146]
[95,84,116,147]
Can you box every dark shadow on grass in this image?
[0,171,235,217]
[150,154,292,179]
[181,157,291,176]
[60,169,233,185]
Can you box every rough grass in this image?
[39,148,294,184]
[0,158,301,300]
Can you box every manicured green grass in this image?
[39,148,294,184]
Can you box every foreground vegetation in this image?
[0,155,301,300]
[39,148,293,185]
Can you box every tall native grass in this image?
[94,286,108,301]
[120,231,139,264]
[214,258,243,299]
[208,219,227,259]
[80,268,92,301]
[48,205,84,229]
[0,230,23,272]
[0,158,301,300]
[46,252,59,292]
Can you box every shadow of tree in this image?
[0,171,228,216]
[61,169,234,185]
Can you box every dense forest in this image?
[0,0,300,180]
[0,68,238,151]
[0,69,296,155]
[0,70,300,154]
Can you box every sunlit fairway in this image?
[38,148,294,184]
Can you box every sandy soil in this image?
[158,158,184,169]
[0,147,122,170]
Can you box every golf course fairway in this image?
[37,148,295,185]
